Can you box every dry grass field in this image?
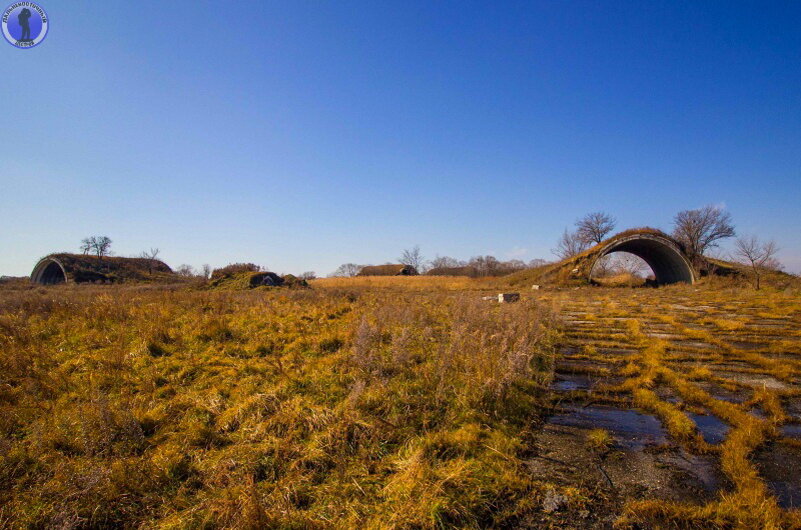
[1,278,800,528]
[0,282,558,528]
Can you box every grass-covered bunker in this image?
[507,229,697,286]
[31,254,173,285]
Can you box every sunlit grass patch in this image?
[586,428,613,450]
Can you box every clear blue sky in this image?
[2,1,799,276]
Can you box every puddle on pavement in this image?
[547,406,668,449]
[781,424,801,438]
[754,443,801,509]
[688,413,730,444]
[551,374,593,392]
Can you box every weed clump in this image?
[586,428,613,450]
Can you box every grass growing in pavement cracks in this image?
[556,285,801,528]
[0,284,559,527]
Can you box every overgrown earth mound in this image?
[32,253,174,284]
[209,264,308,290]
[505,228,796,288]
[506,229,685,286]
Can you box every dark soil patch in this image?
[695,381,749,404]
[529,420,724,523]
[597,347,638,357]
[556,359,614,375]
[655,386,681,404]
[753,442,801,509]
[729,340,768,351]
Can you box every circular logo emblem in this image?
[3,2,48,49]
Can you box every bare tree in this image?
[298,271,317,280]
[505,259,527,271]
[734,236,780,290]
[330,263,362,277]
[610,253,650,277]
[468,255,501,276]
[201,264,212,279]
[528,258,549,268]
[591,255,614,277]
[140,248,159,260]
[399,245,425,272]
[552,229,589,260]
[429,255,465,269]
[175,264,196,277]
[576,212,616,245]
[672,205,735,265]
[139,248,160,274]
[80,236,113,260]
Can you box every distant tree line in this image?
[330,246,550,278]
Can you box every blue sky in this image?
[2,1,799,276]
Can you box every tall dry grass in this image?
[0,284,557,528]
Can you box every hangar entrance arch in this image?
[31,258,68,285]
[589,233,695,285]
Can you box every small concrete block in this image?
[531,284,540,290]
[498,293,520,303]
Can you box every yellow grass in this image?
[0,283,558,528]
[2,277,800,527]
